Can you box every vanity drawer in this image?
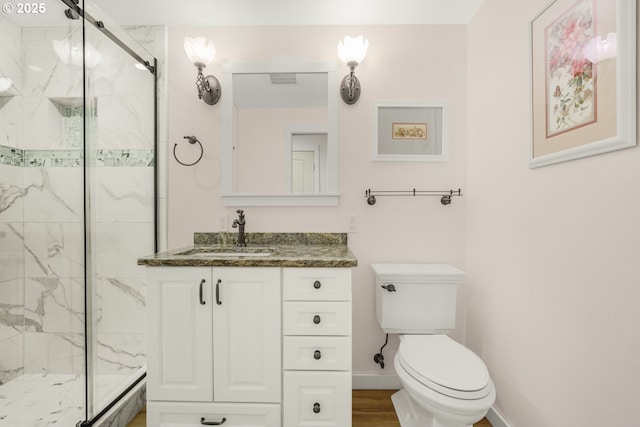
[283,336,351,371]
[283,302,351,336]
[147,401,281,426]
[283,268,351,301]
[283,371,351,427]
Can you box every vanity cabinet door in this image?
[147,267,213,402]
[212,267,281,403]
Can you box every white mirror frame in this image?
[221,62,339,207]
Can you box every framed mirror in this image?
[221,62,339,206]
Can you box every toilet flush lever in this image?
[381,284,396,292]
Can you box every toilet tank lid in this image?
[371,263,465,281]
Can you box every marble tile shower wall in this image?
[0,23,159,385]
[0,14,25,386]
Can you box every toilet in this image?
[372,263,496,427]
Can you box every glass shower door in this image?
[82,2,156,419]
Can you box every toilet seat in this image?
[397,335,491,400]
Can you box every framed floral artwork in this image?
[529,0,636,168]
[374,103,447,161]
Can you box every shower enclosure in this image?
[0,0,157,425]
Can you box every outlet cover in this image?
[217,213,228,231]
[346,214,358,232]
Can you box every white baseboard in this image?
[352,373,401,390]
[486,406,511,427]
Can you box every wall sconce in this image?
[184,36,221,105]
[337,35,369,105]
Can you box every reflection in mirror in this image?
[221,62,338,206]
[291,132,327,193]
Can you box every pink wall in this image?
[167,25,468,378]
[466,1,640,426]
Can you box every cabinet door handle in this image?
[381,284,396,292]
[215,279,222,305]
[313,280,321,289]
[313,350,322,360]
[313,402,321,413]
[313,314,321,324]
[200,417,226,425]
[199,279,206,305]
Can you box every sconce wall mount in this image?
[340,60,361,105]
[194,62,221,105]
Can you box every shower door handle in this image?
[199,279,206,305]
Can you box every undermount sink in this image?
[176,247,274,257]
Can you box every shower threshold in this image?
[0,368,145,427]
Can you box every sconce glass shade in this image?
[184,36,216,66]
[0,77,12,92]
[337,35,369,66]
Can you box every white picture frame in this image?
[529,0,637,168]
[373,103,448,162]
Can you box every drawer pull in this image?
[381,284,396,292]
[313,280,321,289]
[313,315,321,324]
[200,417,226,425]
[313,350,322,360]
[199,279,206,305]
[313,402,321,414]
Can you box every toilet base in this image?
[391,389,472,427]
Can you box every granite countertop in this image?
[137,232,358,268]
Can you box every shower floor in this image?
[0,369,144,427]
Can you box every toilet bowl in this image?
[371,263,496,427]
[392,335,495,427]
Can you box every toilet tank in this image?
[372,263,465,334]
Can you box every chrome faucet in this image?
[231,209,247,247]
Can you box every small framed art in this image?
[374,103,447,161]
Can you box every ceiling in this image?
[90,0,485,26]
[3,0,485,28]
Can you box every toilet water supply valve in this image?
[374,283,395,368]
[374,333,389,369]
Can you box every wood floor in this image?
[127,389,491,427]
